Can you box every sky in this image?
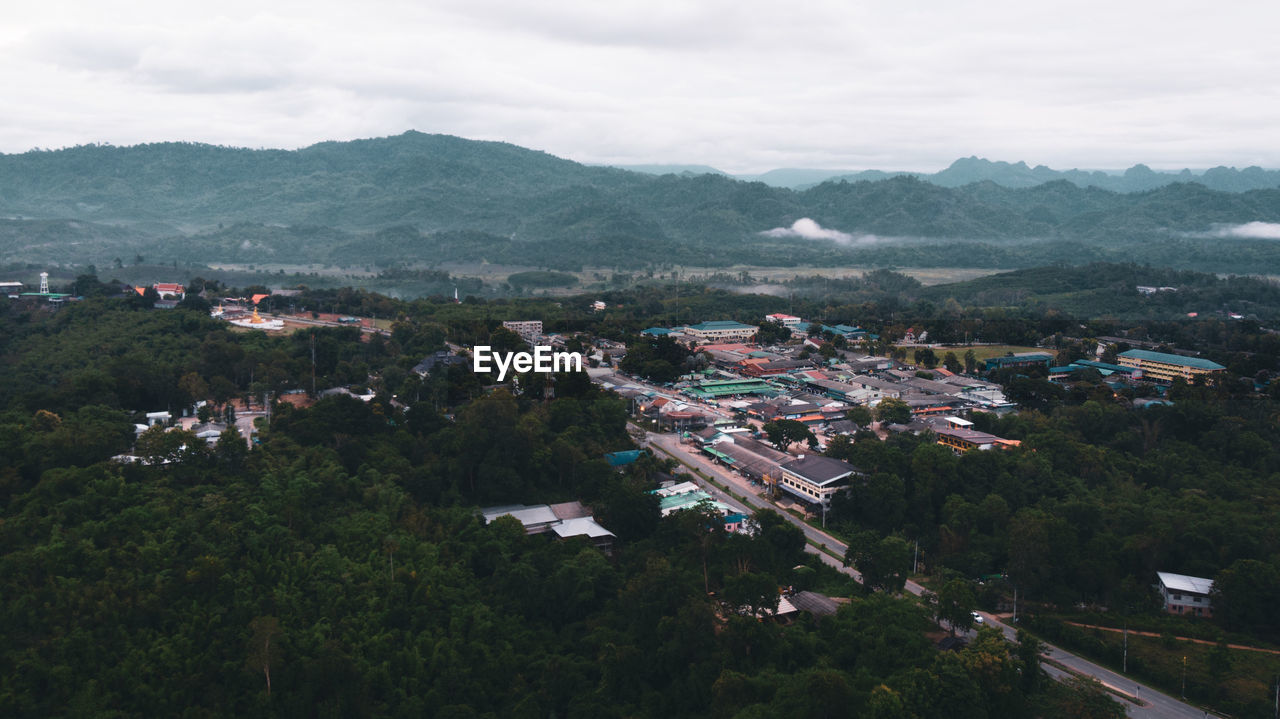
[3,1,1278,173]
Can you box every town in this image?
[1,268,1275,719]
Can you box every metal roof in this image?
[780,455,856,486]
[552,517,616,539]
[1157,571,1214,596]
[1119,349,1225,371]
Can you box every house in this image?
[412,350,469,376]
[650,482,751,533]
[592,301,607,311]
[1117,349,1225,384]
[1157,572,1213,617]
[481,502,617,553]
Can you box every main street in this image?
[604,364,1216,719]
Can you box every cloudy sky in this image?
[3,1,1277,172]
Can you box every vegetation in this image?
[0,294,1098,716]
[3,134,1280,273]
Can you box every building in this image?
[412,351,469,377]
[775,455,857,509]
[481,502,616,553]
[984,352,1053,373]
[934,422,1020,452]
[1157,572,1213,617]
[1117,349,1225,384]
[765,313,805,330]
[502,320,543,342]
[152,283,185,299]
[682,320,758,344]
[592,301,607,311]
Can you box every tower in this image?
[39,272,48,294]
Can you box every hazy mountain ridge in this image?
[1,132,1279,273]
[614,156,1280,191]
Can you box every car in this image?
[971,611,984,625]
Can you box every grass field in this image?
[931,344,1045,362]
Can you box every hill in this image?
[2,133,1280,274]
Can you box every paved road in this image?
[644,428,1214,719]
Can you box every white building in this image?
[1156,571,1214,617]
[765,313,805,331]
[682,320,758,344]
[502,320,543,342]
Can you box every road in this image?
[642,427,1214,718]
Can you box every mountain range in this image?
[1,132,1279,275]
[616,156,1280,192]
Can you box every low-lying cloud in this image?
[1200,222,1280,240]
[762,217,856,242]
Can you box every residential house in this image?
[1157,571,1213,617]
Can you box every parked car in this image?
[971,612,984,625]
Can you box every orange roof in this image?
[134,286,146,296]
[251,293,270,305]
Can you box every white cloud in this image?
[1204,222,1280,240]
[762,218,858,243]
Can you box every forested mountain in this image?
[2,132,1280,274]
[620,158,1280,193]
[806,158,1280,193]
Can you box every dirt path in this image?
[1064,622,1280,655]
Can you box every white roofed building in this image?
[1156,571,1214,617]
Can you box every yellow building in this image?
[1116,349,1225,383]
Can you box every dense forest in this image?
[0,295,1131,717]
[2,133,1280,273]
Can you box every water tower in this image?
[39,272,49,294]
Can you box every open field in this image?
[931,344,1044,362]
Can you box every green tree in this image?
[846,405,873,427]
[845,533,912,594]
[762,419,816,452]
[874,398,911,425]
[934,577,977,636]
[1211,559,1280,636]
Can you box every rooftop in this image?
[1119,349,1226,371]
[551,517,616,540]
[780,455,857,486]
[1157,571,1214,596]
[686,320,757,331]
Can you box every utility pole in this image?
[913,539,919,574]
[1123,620,1128,674]
[310,332,317,397]
[1012,584,1018,624]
